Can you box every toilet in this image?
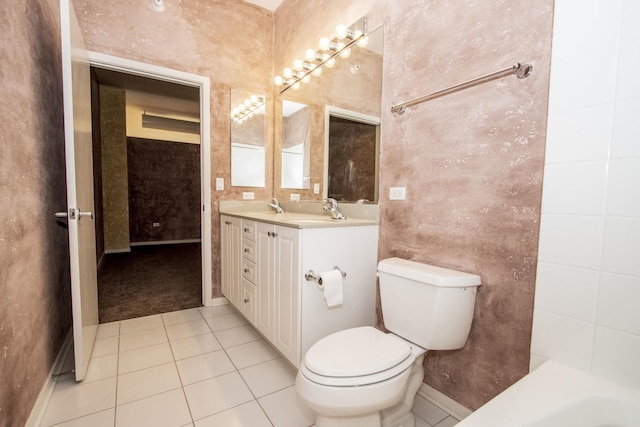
[295,257,481,427]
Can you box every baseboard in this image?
[417,382,473,421]
[208,296,229,307]
[104,248,131,254]
[130,239,201,247]
[25,330,73,427]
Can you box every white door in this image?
[59,0,99,381]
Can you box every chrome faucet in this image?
[268,198,284,213]
[323,198,346,220]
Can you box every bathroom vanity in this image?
[220,207,379,367]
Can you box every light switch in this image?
[290,193,300,201]
[215,177,224,191]
[313,183,320,194]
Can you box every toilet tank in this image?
[378,257,481,350]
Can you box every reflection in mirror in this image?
[230,89,265,187]
[274,24,383,200]
[325,107,380,202]
[280,100,310,189]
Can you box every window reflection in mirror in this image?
[280,100,310,189]
[230,89,265,187]
[325,106,380,203]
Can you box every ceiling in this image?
[243,0,284,11]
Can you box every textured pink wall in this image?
[0,0,73,425]
[275,0,553,410]
[380,1,553,409]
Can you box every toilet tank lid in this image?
[378,257,481,287]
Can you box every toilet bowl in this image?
[296,327,425,427]
[295,258,481,427]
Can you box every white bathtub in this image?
[456,360,640,427]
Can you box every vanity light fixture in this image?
[231,94,265,124]
[274,17,369,93]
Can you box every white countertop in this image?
[219,210,379,229]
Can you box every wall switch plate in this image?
[290,193,300,201]
[313,183,320,194]
[242,192,255,200]
[389,187,406,200]
[215,177,224,191]
[152,222,160,227]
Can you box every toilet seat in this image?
[300,326,416,387]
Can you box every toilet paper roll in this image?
[319,269,343,308]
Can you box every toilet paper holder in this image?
[305,267,347,285]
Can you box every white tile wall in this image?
[532,0,640,391]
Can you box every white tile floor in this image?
[41,306,459,427]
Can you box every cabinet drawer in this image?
[240,279,256,325]
[241,219,256,241]
[242,259,256,283]
[242,239,256,263]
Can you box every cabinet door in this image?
[240,279,256,324]
[273,225,300,366]
[256,222,276,341]
[220,215,241,306]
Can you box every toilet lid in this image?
[304,326,412,378]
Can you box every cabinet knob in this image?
[244,227,249,232]
[268,231,278,238]
[244,268,249,273]
[244,298,249,303]
[272,232,278,237]
[244,248,249,253]
[225,221,231,225]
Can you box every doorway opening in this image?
[88,52,212,322]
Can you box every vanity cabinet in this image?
[221,213,379,368]
[256,221,299,364]
[221,215,257,322]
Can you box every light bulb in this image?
[335,24,348,40]
[319,37,331,51]
[238,103,245,110]
[357,36,369,48]
[325,58,336,68]
[293,59,304,71]
[312,66,322,77]
[302,75,311,84]
[305,49,317,62]
[274,75,283,86]
[250,95,258,103]
[292,82,301,91]
[340,47,351,58]
[283,67,293,78]
[244,99,251,107]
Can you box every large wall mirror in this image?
[274,24,383,201]
[230,89,266,187]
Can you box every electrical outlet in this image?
[389,187,406,200]
[215,177,224,191]
[313,183,320,194]
[242,192,255,200]
[152,222,160,227]
[290,193,300,201]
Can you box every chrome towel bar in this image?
[391,62,533,115]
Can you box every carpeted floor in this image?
[98,243,202,323]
